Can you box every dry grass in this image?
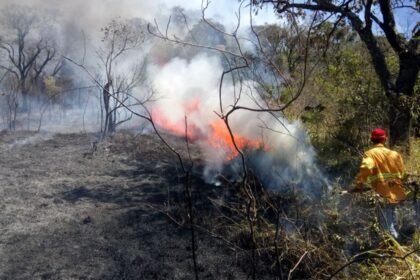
[1,130,418,279]
[69,131,420,279]
[406,137,420,180]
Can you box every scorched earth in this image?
[0,130,245,279]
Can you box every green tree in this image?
[254,0,419,152]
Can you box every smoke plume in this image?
[0,0,328,195]
[150,54,327,195]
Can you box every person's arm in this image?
[347,155,374,193]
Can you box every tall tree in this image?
[97,18,149,138]
[253,0,419,151]
[0,4,57,110]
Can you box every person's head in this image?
[370,128,387,144]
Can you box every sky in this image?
[0,0,416,38]
[0,0,278,36]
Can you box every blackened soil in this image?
[0,131,246,280]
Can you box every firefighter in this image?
[347,128,406,239]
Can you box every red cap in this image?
[371,128,387,142]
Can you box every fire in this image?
[151,108,202,141]
[151,97,203,141]
[208,119,264,160]
[152,98,265,161]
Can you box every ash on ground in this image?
[0,130,247,279]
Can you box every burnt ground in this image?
[0,131,247,280]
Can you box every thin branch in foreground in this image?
[288,251,308,280]
[328,249,420,280]
[64,54,200,279]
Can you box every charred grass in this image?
[0,130,418,279]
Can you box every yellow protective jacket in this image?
[356,144,406,204]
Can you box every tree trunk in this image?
[388,53,418,153]
[102,81,112,139]
[20,79,29,112]
[389,101,411,152]
[354,28,418,153]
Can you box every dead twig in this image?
[328,249,420,280]
[288,251,309,280]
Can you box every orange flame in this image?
[208,119,264,160]
[152,97,202,141]
[152,98,265,161]
[152,108,201,141]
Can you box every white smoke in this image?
[0,0,278,52]
[150,54,327,195]
[0,0,328,194]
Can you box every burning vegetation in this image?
[0,1,419,279]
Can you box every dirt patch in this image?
[0,131,246,279]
